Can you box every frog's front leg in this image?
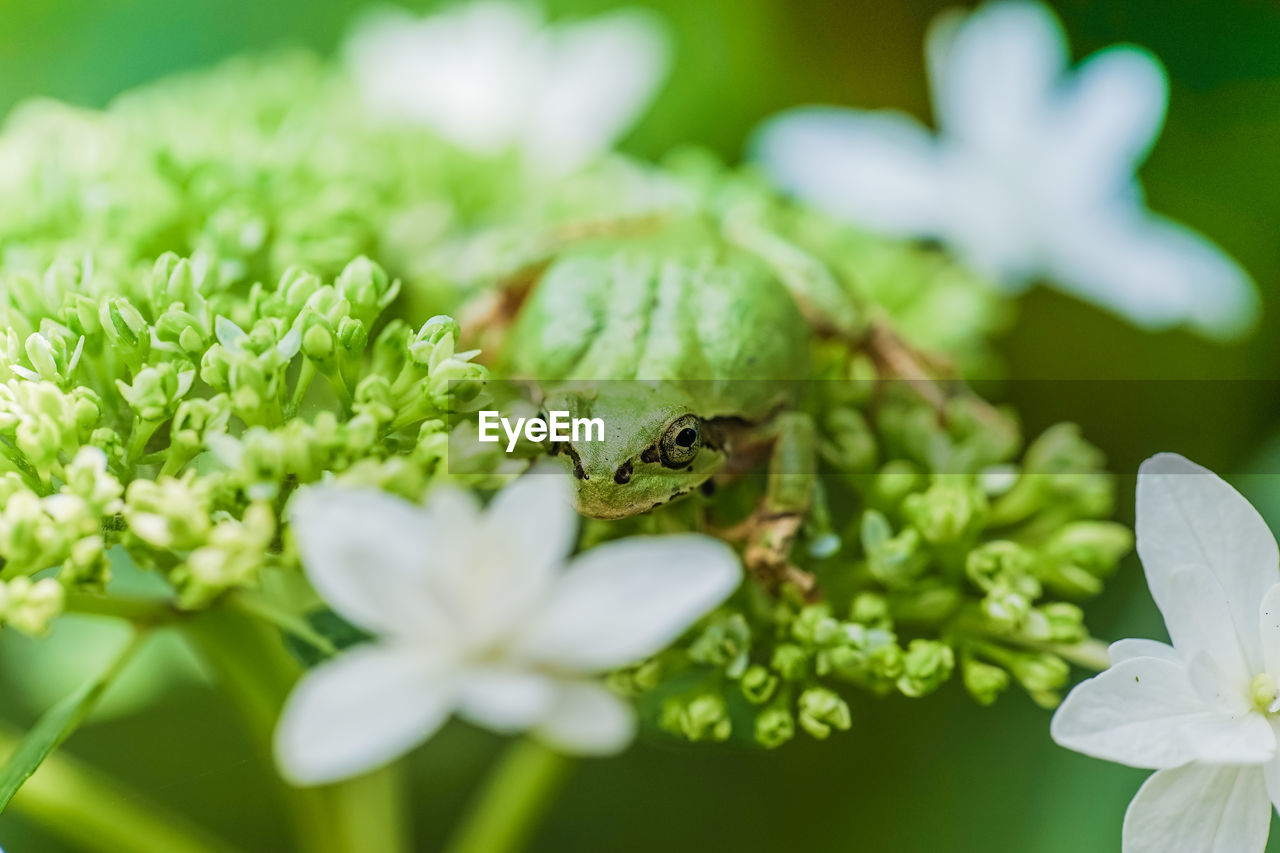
[718,411,820,597]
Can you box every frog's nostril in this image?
[613,460,633,485]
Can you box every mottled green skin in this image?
[502,250,811,518]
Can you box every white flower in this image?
[751,1,1257,337]
[343,2,669,175]
[1051,453,1280,853]
[273,474,740,785]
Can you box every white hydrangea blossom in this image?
[274,474,740,785]
[1052,453,1280,853]
[344,1,669,175]
[752,1,1257,337]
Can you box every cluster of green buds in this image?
[614,384,1127,748]
[0,248,488,615]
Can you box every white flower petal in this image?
[1122,764,1271,853]
[1262,583,1280,680]
[1264,725,1280,812]
[1109,639,1179,666]
[345,3,539,151]
[483,473,577,610]
[1136,454,1278,670]
[1048,212,1258,337]
[536,681,636,755]
[519,534,740,671]
[1051,657,1274,769]
[1049,46,1167,199]
[926,1,1067,152]
[752,108,943,236]
[289,487,454,638]
[524,8,669,174]
[456,668,556,734]
[274,645,453,786]
[1155,567,1253,711]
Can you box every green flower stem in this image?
[444,738,574,853]
[178,605,342,853]
[64,592,181,625]
[1024,637,1111,672]
[325,763,410,853]
[0,723,240,853]
[125,417,162,465]
[286,359,317,420]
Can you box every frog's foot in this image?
[714,509,819,598]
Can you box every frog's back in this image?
[503,250,809,412]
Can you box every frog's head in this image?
[541,383,727,520]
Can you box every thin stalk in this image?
[325,764,409,853]
[443,739,573,853]
[178,606,340,853]
[0,724,241,853]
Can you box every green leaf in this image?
[282,607,371,669]
[0,631,144,812]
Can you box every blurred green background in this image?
[3,0,1280,850]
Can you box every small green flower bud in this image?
[771,643,809,681]
[872,460,923,507]
[1009,652,1070,694]
[903,480,987,544]
[867,642,905,681]
[965,540,1033,592]
[24,332,60,381]
[100,297,150,361]
[797,687,851,739]
[0,576,65,636]
[279,267,322,311]
[1026,602,1086,643]
[791,604,840,647]
[849,592,891,627]
[661,694,732,742]
[688,613,751,678]
[962,657,1010,705]
[336,256,393,315]
[741,665,779,704]
[820,407,877,471]
[754,705,795,748]
[1044,522,1133,576]
[116,364,194,421]
[302,323,334,361]
[337,316,367,355]
[1024,423,1104,475]
[981,582,1033,633]
[897,639,955,697]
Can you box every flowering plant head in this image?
[753,0,1257,337]
[1054,454,1280,853]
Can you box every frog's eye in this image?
[659,415,701,468]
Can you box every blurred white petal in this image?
[536,680,636,755]
[1048,210,1258,336]
[1136,454,1278,671]
[1048,46,1167,200]
[927,1,1067,152]
[752,108,944,235]
[524,9,669,174]
[519,534,740,671]
[288,487,455,639]
[345,2,667,173]
[274,644,452,786]
[1052,656,1274,769]
[457,668,556,732]
[1122,764,1270,853]
[754,0,1256,336]
[483,472,577,609]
